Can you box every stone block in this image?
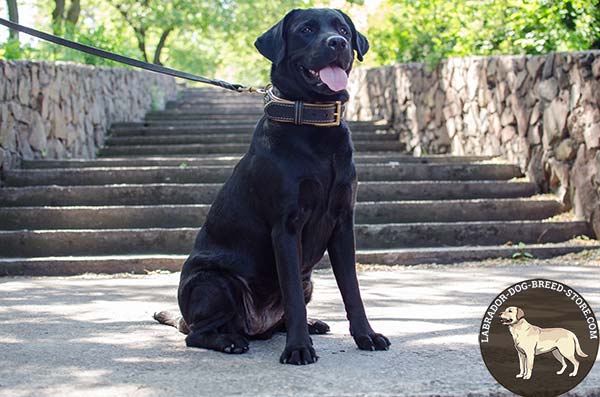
[542,98,569,148]
[500,107,515,126]
[548,158,570,204]
[555,138,576,161]
[584,123,600,149]
[592,56,600,79]
[501,126,516,143]
[542,53,555,79]
[28,112,47,152]
[538,78,558,101]
[528,124,542,145]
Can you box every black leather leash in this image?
[1,18,345,126]
[0,18,265,94]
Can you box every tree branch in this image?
[134,27,149,62]
[52,0,65,34]
[153,27,174,65]
[6,0,19,40]
[66,0,81,25]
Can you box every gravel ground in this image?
[1,250,600,397]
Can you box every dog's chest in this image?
[296,154,356,268]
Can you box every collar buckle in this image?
[309,100,342,127]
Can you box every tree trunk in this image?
[52,0,65,34]
[6,0,19,40]
[66,0,81,25]
[153,27,173,65]
[134,27,149,62]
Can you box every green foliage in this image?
[2,0,599,81]
[0,38,24,59]
[367,0,600,66]
[512,242,535,260]
[149,85,165,111]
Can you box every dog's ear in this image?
[516,307,525,320]
[254,9,299,65]
[337,9,369,62]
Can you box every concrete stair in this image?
[0,87,597,276]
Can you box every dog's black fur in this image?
[155,8,390,365]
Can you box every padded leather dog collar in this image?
[263,87,345,127]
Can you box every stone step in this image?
[4,163,522,186]
[104,131,400,146]
[20,154,498,168]
[151,107,264,116]
[166,98,262,106]
[98,141,407,156]
[2,242,598,276]
[0,181,537,206]
[109,122,391,136]
[111,120,390,131]
[110,124,257,136]
[0,221,590,257]
[167,103,262,110]
[146,112,263,121]
[178,89,259,97]
[0,199,562,230]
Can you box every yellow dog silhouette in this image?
[499,306,588,380]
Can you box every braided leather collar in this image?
[263,87,345,127]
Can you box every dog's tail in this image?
[153,311,190,334]
[574,335,588,358]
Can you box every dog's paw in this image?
[280,340,318,365]
[354,333,391,351]
[308,318,330,335]
[186,332,249,354]
[523,374,532,380]
[516,374,523,378]
[220,334,249,354]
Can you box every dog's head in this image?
[255,8,369,102]
[499,306,525,326]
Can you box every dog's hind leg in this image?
[562,351,580,377]
[552,349,567,375]
[302,279,330,335]
[556,337,581,377]
[153,311,190,334]
[180,271,249,354]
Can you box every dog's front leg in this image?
[272,224,317,365]
[328,214,391,351]
[523,350,535,379]
[516,350,525,378]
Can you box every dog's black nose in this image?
[327,36,348,51]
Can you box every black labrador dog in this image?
[155,8,390,365]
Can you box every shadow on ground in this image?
[1,265,599,397]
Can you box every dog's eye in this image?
[340,26,349,35]
[301,26,314,34]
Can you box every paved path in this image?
[1,261,600,397]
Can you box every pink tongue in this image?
[318,66,348,92]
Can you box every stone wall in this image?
[0,60,177,171]
[347,51,600,235]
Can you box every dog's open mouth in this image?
[300,64,349,92]
[500,317,512,325]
